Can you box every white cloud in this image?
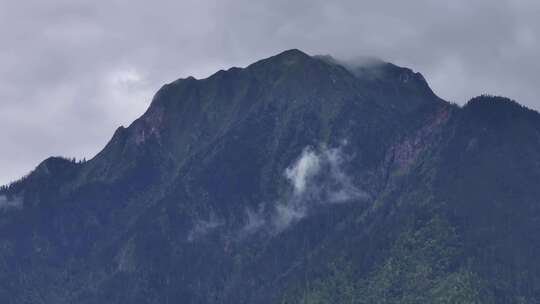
[230,143,368,236]
[187,143,370,239]
[187,214,224,242]
[273,142,368,232]
[324,146,368,203]
[285,147,321,195]
[285,144,367,204]
[242,205,267,234]
[273,201,307,232]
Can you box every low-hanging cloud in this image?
[285,147,321,195]
[237,142,369,234]
[286,144,368,202]
[274,144,368,232]
[273,201,308,232]
[242,205,267,234]
[235,204,268,240]
[191,143,369,240]
[187,214,225,242]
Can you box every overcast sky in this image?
[1,0,539,185]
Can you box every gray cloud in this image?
[1,0,539,184]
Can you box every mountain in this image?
[2,49,540,303]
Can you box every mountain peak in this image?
[247,48,313,70]
[3,49,540,303]
[462,94,540,126]
[275,48,310,59]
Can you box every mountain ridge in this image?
[1,49,540,303]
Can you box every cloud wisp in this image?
[187,214,225,242]
[187,143,367,241]
[232,143,369,237]
[273,144,368,232]
[284,147,321,196]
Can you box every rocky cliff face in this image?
[1,49,540,303]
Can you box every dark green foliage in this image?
[280,205,491,304]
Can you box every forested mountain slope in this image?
[1,49,539,303]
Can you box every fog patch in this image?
[272,142,368,232]
[0,195,23,211]
[243,205,266,234]
[236,204,268,239]
[273,201,307,232]
[285,147,321,195]
[324,147,368,203]
[197,142,369,239]
[284,143,367,204]
[187,214,224,242]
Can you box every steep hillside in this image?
[1,50,539,303]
